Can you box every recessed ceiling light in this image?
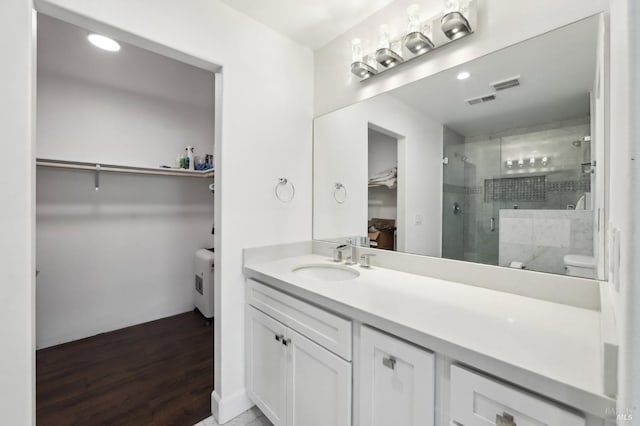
[88,34,121,52]
[456,71,471,80]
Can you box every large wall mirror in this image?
[313,14,608,280]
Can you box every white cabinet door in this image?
[359,325,435,426]
[247,306,288,426]
[286,327,352,426]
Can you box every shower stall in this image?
[441,118,594,274]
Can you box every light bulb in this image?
[351,38,363,63]
[377,24,391,50]
[407,4,421,33]
[443,0,461,15]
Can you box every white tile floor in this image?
[193,406,272,426]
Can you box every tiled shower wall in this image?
[499,209,594,274]
[442,117,592,272]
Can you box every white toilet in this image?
[563,254,596,279]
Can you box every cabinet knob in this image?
[496,412,516,426]
[382,356,396,370]
[282,338,292,346]
[274,334,284,342]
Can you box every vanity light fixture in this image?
[403,4,435,56]
[88,33,121,52]
[541,156,549,166]
[375,24,403,68]
[350,38,378,79]
[518,159,524,168]
[505,160,513,169]
[529,157,536,167]
[456,71,471,80]
[441,0,472,40]
[349,0,475,81]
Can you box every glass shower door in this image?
[442,131,503,266]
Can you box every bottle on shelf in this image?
[186,146,195,171]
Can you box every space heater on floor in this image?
[194,248,215,319]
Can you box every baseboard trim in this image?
[211,389,254,424]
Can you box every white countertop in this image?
[244,253,614,416]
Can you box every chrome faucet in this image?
[333,244,349,262]
[344,238,359,265]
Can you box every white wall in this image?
[609,0,640,414]
[314,0,609,115]
[0,0,35,425]
[35,169,214,348]
[21,0,313,423]
[314,93,442,256]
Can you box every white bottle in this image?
[186,146,195,170]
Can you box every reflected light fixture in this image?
[88,33,121,52]
[541,156,549,166]
[456,71,471,80]
[441,0,472,40]
[505,160,513,169]
[518,159,524,168]
[403,4,435,56]
[375,24,403,68]
[350,38,377,79]
[529,157,536,167]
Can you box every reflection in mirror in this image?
[313,15,607,279]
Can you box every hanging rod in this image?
[36,158,214,178]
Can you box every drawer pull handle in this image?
[496,412,516,426]
[274,334,284,342]
[282,338,291,346]
[382,356,396,370]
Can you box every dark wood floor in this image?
[37,311,213,426]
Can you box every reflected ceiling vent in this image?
[491,76,521,91]
[466,94,496,105]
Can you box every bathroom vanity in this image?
[243,242,616,426]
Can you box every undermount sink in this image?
[292,263,360,281]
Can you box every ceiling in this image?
[389,16,598,138]
[37,15,214,109]
[220,0,396,49]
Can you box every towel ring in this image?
[275,178,295,203]
[333,183,347,204]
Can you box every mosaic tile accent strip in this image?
[484,175,546,202]
[443,184,483,195]
[547,179,591,192]
[466,186,483,195]
[443,183,466,194]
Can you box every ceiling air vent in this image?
[491,76,521,91]
[466,94,497,106]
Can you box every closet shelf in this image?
[36,158,215,178]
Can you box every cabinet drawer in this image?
[247,279,352,360]
[450,365,585,426]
